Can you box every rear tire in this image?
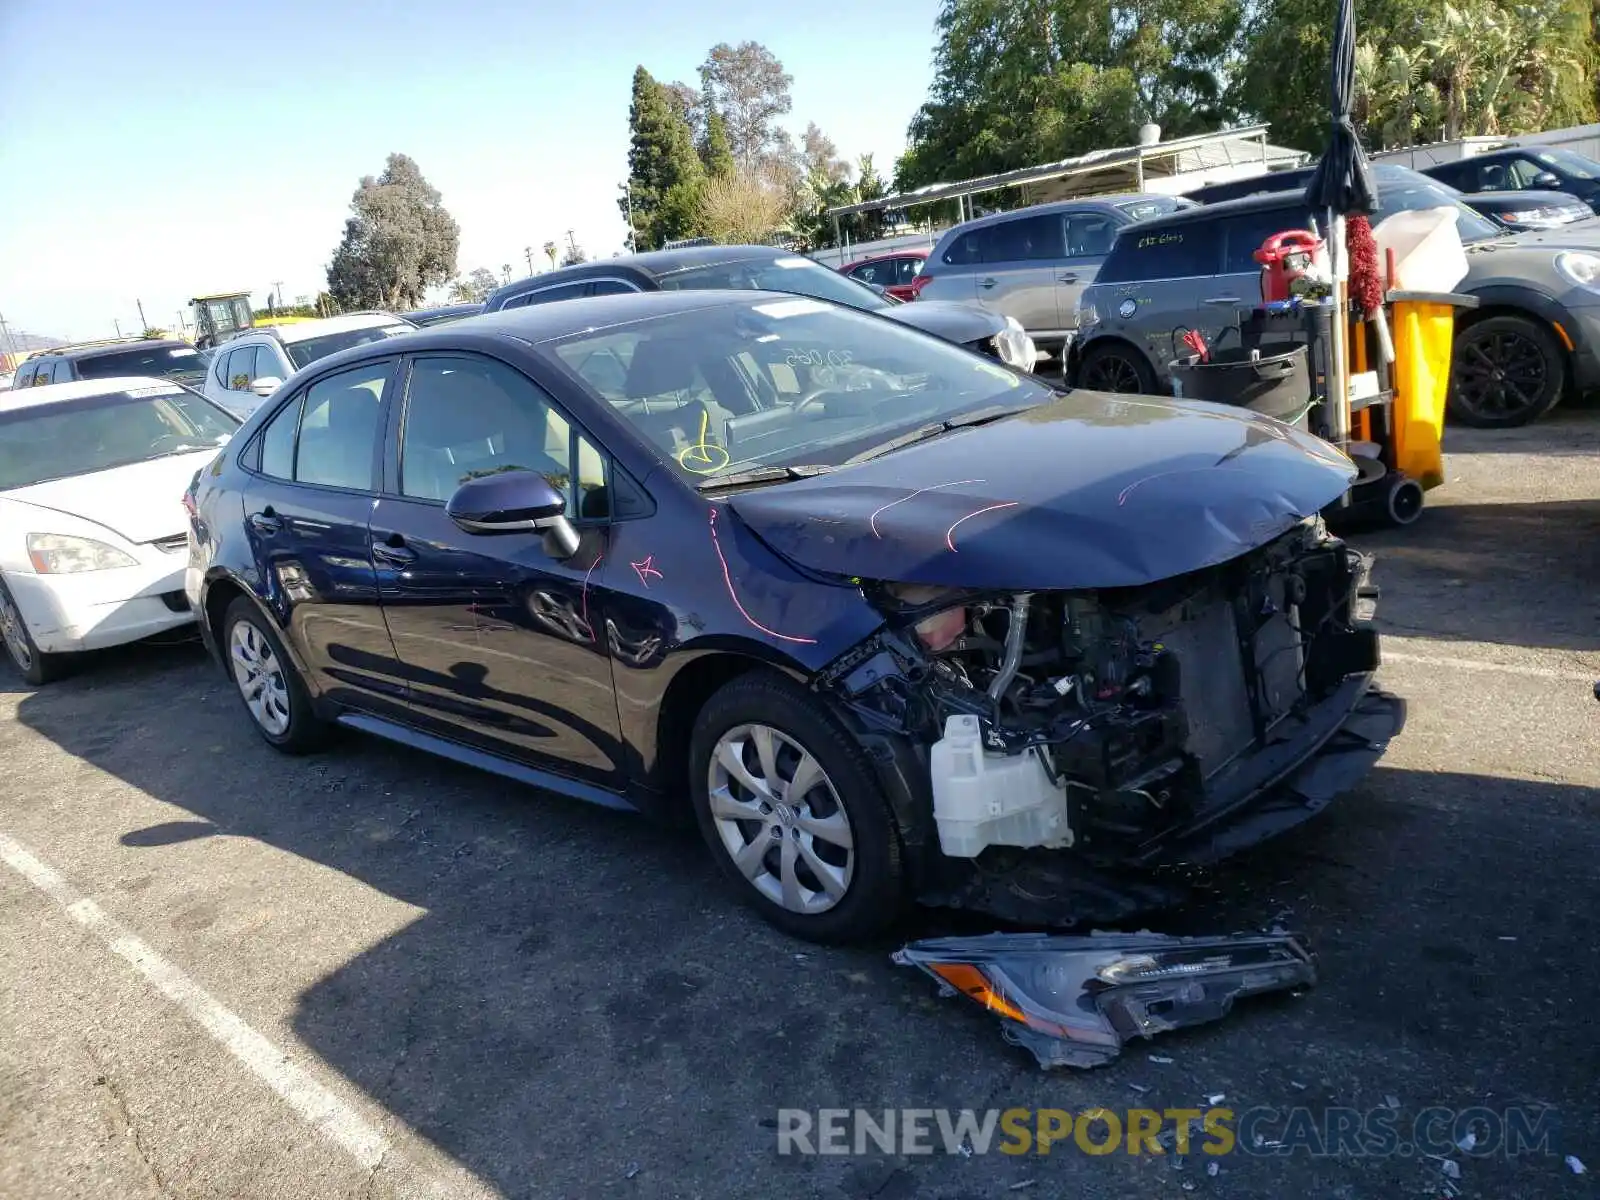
[1076,341,1158,395]
[689,671,905,943]
[221,596,330,753]
[1447,315,1566,428]
[0,577,68,686]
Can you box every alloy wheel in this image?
[1453,329,1551,421]
[230,619,291,736]
[706,723,855,915]
[0,587,32,671]
[1081,352,1145,393]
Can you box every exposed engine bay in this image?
[819,517,1385,870]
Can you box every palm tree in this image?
[543,241,559,270]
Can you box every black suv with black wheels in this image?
[1072,164,1600,427]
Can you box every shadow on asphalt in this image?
[12,644,1600,1199]
[1357,497,1600,654]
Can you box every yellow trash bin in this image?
[1387,290,1478,490]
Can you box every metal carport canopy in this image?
[825,125,1289,217]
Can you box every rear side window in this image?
[255,360,391,490]
[986,214,1066,262]
[51,361,72,384]
[587,279,637,297]
[504,281,591,307]
[1096,224,1218,283]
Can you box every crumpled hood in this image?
[1,450,217,544]
[728,392,1356,590]
[884,300,1005,345]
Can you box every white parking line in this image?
[1383,650,1598,684]
[0,831,391,1171]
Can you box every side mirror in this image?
[445,470,580,558]
[1533,171,1562,189]
[250,376,283,398]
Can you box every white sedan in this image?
[0,376,239,683]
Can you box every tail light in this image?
[909,272,934,299]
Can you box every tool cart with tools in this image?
[1168,204,1476,528]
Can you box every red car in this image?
[837,249,929,300]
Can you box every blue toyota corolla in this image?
[185,291,1402,943]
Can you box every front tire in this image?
[222,597,330,753]
[1448,315,1566,428]
[0,576,68,685]
[689,671,905,943]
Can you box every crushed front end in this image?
[818,516,1404,923]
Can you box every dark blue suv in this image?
[185,291,1398,942]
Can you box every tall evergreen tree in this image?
[702,108,736,179]
[621,66,706,250]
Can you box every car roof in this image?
[486,245,811,305]
[250,312,411,343]
[404,302,485,319]
[29,338,194,360]
[845,248,930,266]
[0,375,178,410]
[942,192,1184,234]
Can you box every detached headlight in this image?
[1555,250,1600,291]
[27,533,139,573]
[895,931,1317,1069]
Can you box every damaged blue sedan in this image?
[185,291,1403,943]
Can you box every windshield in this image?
[284,324,411,369]
[656,256,894,312]
[550,296,1051,482]
[1376,176,1502,243]
[1533,148,1600,180]
[0,384,238,490]
[75,344,208,384]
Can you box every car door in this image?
[1201,204,1315,346]
[1093,219,1226,378]
[241,358,409,715]
[971,213,1068,334]
[1058,209,1120,328]
[369,351,625,786]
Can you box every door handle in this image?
[247,507,281,535]
[1203,296,1243,306]
[372,535,416,567]
[1057,273,1079,283]
[979,278,997,289]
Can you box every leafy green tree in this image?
[326,154,460,309]
[449,267,500,303]
[543,241,559,269]
[620,66,706,250]
[898,0,1237,191]
[699,41,795,170]
[561,242,590,266]
[702,107,736,178]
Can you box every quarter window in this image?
[399,355,608,519]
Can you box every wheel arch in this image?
[1071,333,1159,390]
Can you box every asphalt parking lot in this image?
[3,413,1598,1200]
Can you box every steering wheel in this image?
[792,387,843,414]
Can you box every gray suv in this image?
[913,194,1194,357]
[1071,167,1600,427]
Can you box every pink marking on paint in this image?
[630,554,663,588]
[708,507,818,645]
[1117,466,1254,506]
[944,501,1019,553]
[868,478,986,538]
[580,551,604,642]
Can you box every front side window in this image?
[0,383,238,490]
[587,279,638,297]
[1507,157,1550,189]
[256,361,390,490]
[398,355,606,518]
[1064,212,1117,257]
[549,296,1051,483]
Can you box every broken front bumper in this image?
[919,681,1405,926]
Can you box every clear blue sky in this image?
[0,0,940,342]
